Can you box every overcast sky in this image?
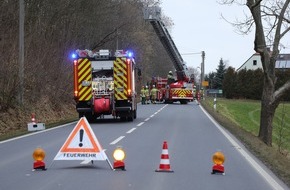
[160,1,256,74]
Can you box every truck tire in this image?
[126,110,134,122]
[84,113,95,123]
[133,109,137,119]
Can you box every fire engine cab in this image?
[72,49,137,122]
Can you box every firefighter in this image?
[193,86,197,100]
[140,86,146,105]
[167,71,175,84]
[197,91,201,105]
[144,86,150,104]
[150,85,158,104]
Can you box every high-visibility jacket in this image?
[140,88,146,97]
[150,88,158,99]
[144,89,150,97]
[167,74,175,84]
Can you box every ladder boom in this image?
[144,6,189,81]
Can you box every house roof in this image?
[237,53,290,71]
[237,53,260,71]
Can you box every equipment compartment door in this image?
[113,58,128,100]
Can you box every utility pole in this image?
[18,0,25,105]
[201,51,205,89]
[181,51,205,90]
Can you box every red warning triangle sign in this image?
[54,117,108,161]
[60,117,101,153]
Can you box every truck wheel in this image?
[126,111,133,122]
[85,113,95,123]
[133,110,137,119]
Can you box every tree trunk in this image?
[258,78,278,146]
[259,99,274,146]
[245,0,290,147]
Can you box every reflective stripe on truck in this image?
[76,58,92,101]
[114,58,128,100]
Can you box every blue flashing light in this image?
[127,51,133,58]
[71,53,77,59]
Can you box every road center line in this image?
[200,105,285,190]
[150,114,155,118]
[110,136,125,145]
[137,122,144,126]
[126,128,136,134]
[144,118,150,121]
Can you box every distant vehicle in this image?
[151,76,194,104]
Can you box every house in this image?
[276,54,290,69]
[237,53,290,71]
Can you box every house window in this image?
[253,60,257,66]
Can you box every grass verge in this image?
[201,97,290,187]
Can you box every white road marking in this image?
[137,122,144,126]
[144,118,150,121]
[126,128,136,134]
[80,160,92,165]
[150,114,155,118]
[200,105,285,190]
[0,122,76,144]
[110,136,125,145]
[161,105,167,110]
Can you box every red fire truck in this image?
[145,6,194,104]
[72,49,137,122]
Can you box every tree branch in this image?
[273,79,290,103]
[247,0,262,9]
[280,26,290,39]
[273,0,290,51]
[91,23,127,51]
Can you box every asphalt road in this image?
[0,102,288,190]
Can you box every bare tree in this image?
[220,0,290,146]
[0,0,176,132]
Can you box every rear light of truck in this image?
[73,60,78,98]
[127,89,132,96]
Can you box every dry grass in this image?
[0,102,78,141]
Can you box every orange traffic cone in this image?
[31,113,36,124]
[155,141,174,173]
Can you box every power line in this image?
[181,52,203,55]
